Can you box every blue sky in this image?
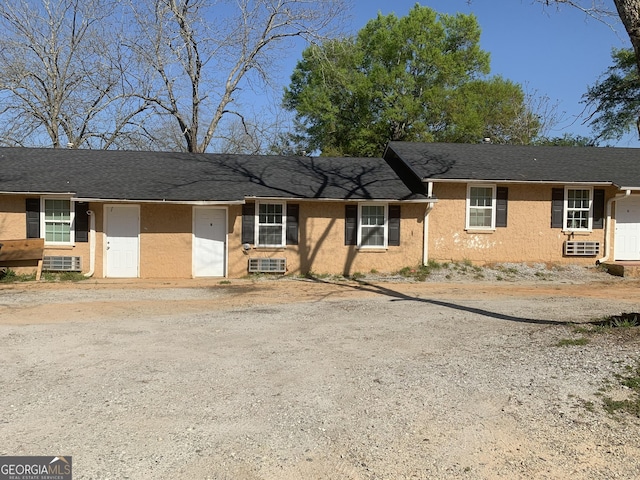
[272,0,634,146]
[346,1,634,145]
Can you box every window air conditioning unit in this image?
[248,257,286,273]
[43,256,82,271]
[564,241,600,256]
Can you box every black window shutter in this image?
[242,203,255,244]
[286,204,299,245]
[75,202,89,242]
[26,198,40,238]
[388,205,401,246]
[496,187,508,228]
[344,205,358,245]
[551,188,564,228]
[592,189,605,229]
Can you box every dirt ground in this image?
[1,272,640,479]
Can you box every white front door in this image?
[615,196,640,261]
[193,207,226,277]
[105,205,140,277]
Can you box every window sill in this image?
[465,229,495,234]
[45,244,75,250]
[357,247,388,253]
[562,230,592,235]
[254,246,287,252]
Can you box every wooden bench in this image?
[0,239,45,280]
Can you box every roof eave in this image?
[423,178,618,186]
[72,197,245,205]
[244,195,433,203]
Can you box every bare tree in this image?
[0,0,150,149]
[523,86,567,141]
[127,0,347,153]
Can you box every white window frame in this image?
[564,186,593,232]
[358,203,388,249]
[255,201,286,247]
[41,196,75,245]
[466,184,496,230]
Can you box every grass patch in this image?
[496,265,518,276]
[0,269,36,283]
[0,269,87,283]
[556,337,590,347]
[574,313,640,418]
[601,363,640,417]
[597,313,640,329]
[426,259,443,270]
[572,313,640,337]
[41,271,86,282]
[397,260,444,281]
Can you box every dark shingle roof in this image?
[385,142,640,188]
[0,148,424,201]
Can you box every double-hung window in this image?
[345,203,400,248]
[242,202,299,248]
[552,187,603,231]
[359,204,387,248]
[43,198,74,244]
[565,187,592,231]
[466,185,496,230]
[257,202,285,247]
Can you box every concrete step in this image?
[602,262,640,278]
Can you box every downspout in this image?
[423,182,435,266]
[596,190,631,265]
[84,210,96,277]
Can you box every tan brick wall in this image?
[0,195,30,239]
[139,204,193,278]
[427,183,615,265]
[2,186,624,280]
[227,202,426,277]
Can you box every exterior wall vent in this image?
[564,241,600,256]
[43,256,82,271]
[248,257,286,273]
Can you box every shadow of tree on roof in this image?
[158,154,416,201]
[304,277,570,326]
[155,152,426,279]
[418,153,455,179]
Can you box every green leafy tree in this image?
[583,48,640,141]
[283,5,539,156]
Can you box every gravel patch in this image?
[360,262,622,284]
[0,269,639,479]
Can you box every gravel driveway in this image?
[1,272,640,479]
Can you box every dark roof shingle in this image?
[385,142,640,188]
[0,148,423,201]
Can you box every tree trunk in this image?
[613,0,640,71]
[612,0,640,136]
